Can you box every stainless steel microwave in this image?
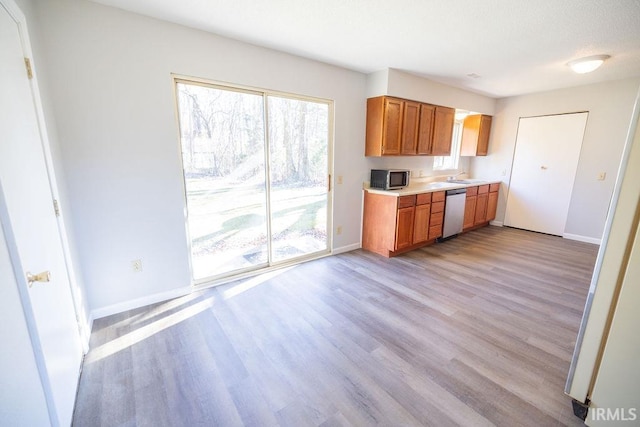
[370,169,410,190]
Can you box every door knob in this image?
[26,271,51,287]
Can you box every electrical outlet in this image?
[132,259,143,272]
[336,226,342,235]
[337,175,343,185]
[597,172,606,181]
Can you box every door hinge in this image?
[53,199,60,217]
[24,58,33,79]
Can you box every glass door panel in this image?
[267,96,329,262]
[176,82,268,280]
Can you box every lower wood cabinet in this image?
[474,185,490,225]
[487,183,499,221]
[395,205,415,250]
[463,183,500,231]
[463,186,478,230]
[429,191,445,240]
[363,184,500,258]
[413,196,432,243]
[362,190,443,257]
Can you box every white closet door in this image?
[504,113,588,236]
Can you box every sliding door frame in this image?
[171,74,334,287]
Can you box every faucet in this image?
[446,171,466,181]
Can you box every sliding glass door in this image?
[175,80,331,282]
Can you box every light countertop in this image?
[363,179,501,196]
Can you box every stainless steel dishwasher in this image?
[439,188,467,241]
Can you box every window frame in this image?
[171,74,335,287]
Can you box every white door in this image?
[504,113,588,236]
[0,4,83,426]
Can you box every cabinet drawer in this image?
[398,195,416,208]
[430,213,444,226]
[416,193,431,205]
[490,183,500,192]
[466,186,478,196]
[431,201,445,213]
[428,225,442,239]
[431,191,445,203]
[478,184,489,194]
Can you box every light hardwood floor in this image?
[73,226,598,426]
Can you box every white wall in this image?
[387,69,497,115]
[34,0,367,315]
[472,78,640,240]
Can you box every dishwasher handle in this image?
[446,188,467,196]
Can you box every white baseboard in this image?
[333,243,361,255]
[90,286,192,320]
[489,220,504,227]
[563,233,602,245]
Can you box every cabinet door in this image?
[431,106,455,156]
[417,104,435,154]
[382,97,403,155]
[475,192,489,225]
[413,203,431,243]
[476,115,492,156]
[395,206,415,250]
[487,190,498,221]
[401,101,420,155]
[463,195,477,230]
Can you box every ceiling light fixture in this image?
[567,54,610,74]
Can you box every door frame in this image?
[171,74,335,287]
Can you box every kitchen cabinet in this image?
[365,96,454,157]
[395,195,417,250]
[474,185,490,225]
[461,114,493,156]
[413,193,432,243]
[463,186,478,230]
[400,101,420,155]
[429,191,445,240]
[365,96,403,156]
[416,104,435,155]
[487,183,499,221]
[362,190,444,257]
[463,183,499,230]
[431,106,455,156]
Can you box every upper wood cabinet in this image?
[431,106,455,156]
[461,114,493,156]
[366,96,402,156]
[366,96,455,157]
[417,104,435,155]
[400,101,420,155]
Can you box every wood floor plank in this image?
[73,226,597,426]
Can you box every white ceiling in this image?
[92,0,640,98]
